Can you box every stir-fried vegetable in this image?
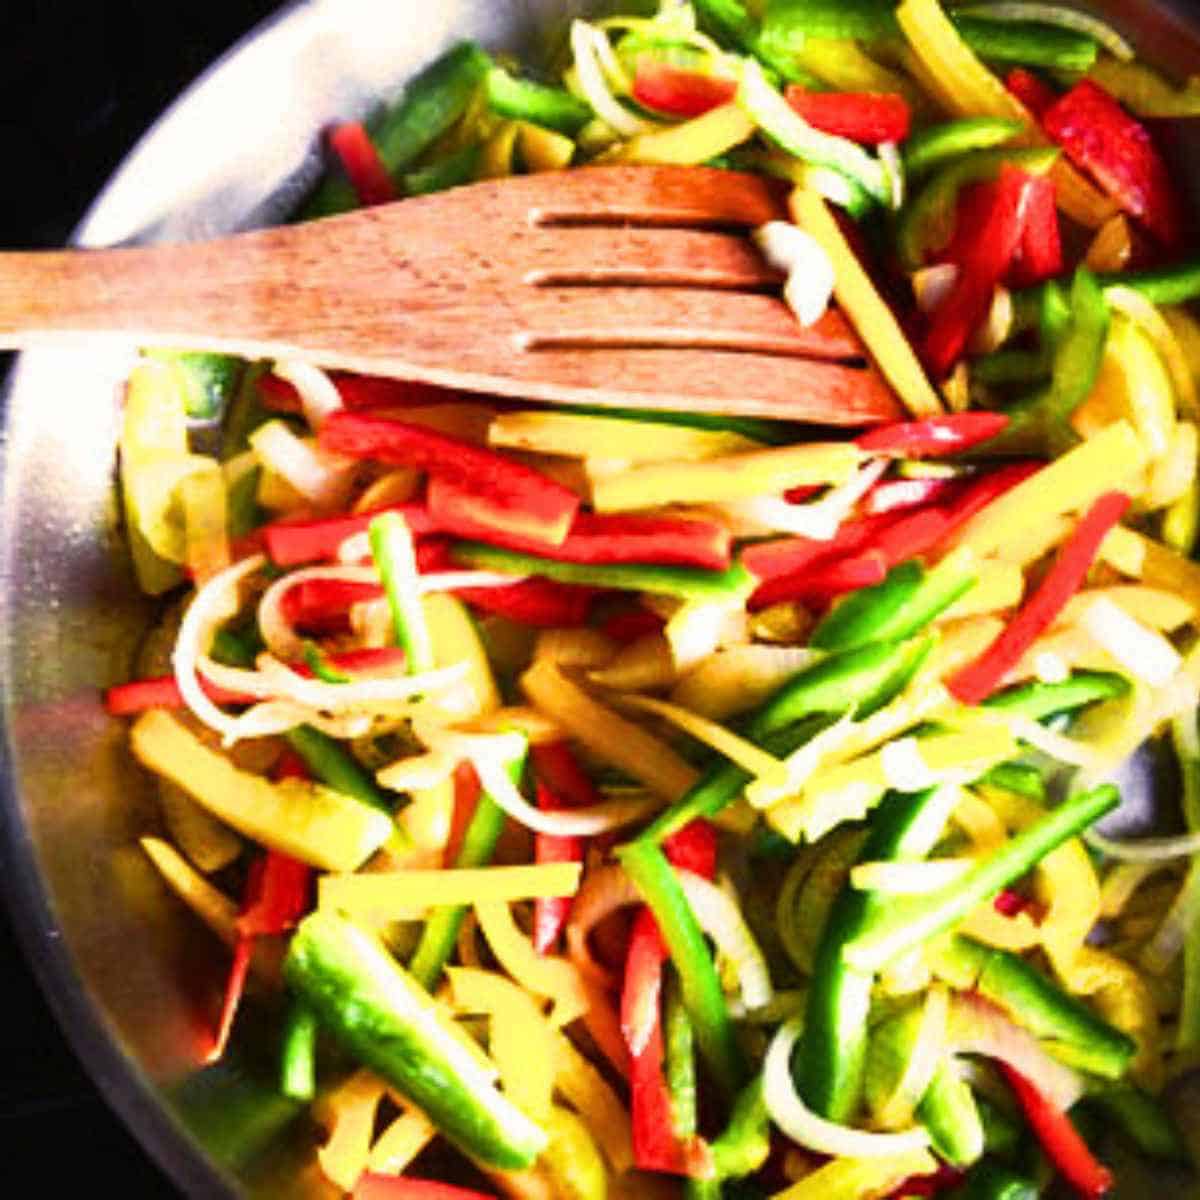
[108,3,1200,1196]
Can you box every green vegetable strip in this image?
[953,1159,1040,1200]
[708,1076,771,1180]
[982,671,1129,721]
[798,786,959,1122]
[145,349,243,421]
[971,349,1052,388]
[451,541,756,602]
[664,974,700,1139]
[696,0,825,86]
[902,117,1025,179]
[761,0,899,43]
[485,66,592,134]
[1096,258,1200,305]
[618,839,745,1097]
[403,144,481,197]
[371,511,436,674]
[975,1094,1022,1158]
[568,404,782,444]
[641,638,933,843]
[950,17,1098,72]
[933,935,1135,1078]
[284,725,393,813]
[279,997,319,1101]
[407,750,526,990]
[918,1058,985,1167]
[1082,1081,1190,1163]
[842,785,1121,972]
[225,465,264,541]
[978,762,1046,801]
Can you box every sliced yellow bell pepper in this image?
[548,1028,634,1172]
[790,187,943,418]
[180,464,230,586]
[521,657,700,801]
[590,440,862,512]
[130,710,393,873]
[398,773,456,855]
[448,967,557,1122]
[320,863,583,920]
[158,782,242,874]
[770,1149,938,1200]
[1106,288,1198,418]
[792,38,926,110]
[533,627,617,670]
[139,836,238,947]
[517,122,575,172]
[1099,524,1200,611]
[588,634,677,692]
[955,420,1149,561]
[951,787,1008,852]
[940,560,1024,620]
[474,898,590,1028]
[1087,56,1200,118]
[1084,214,1133,273]
[314,1069,388,1192]
[479,119,521,178]
[488,410,758,462]
[895,0,1117,229]
[605,101,755,164]
[425,591,502,719]
[367,1107,437,1175]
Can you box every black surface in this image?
[1,2,278,1191]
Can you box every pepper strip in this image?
[530,741,592,954]
[948,491,1129,705]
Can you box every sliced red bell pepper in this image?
[622,909,713,1178]
[427,483,731,570]
[320,413,580,549]
[632,60,737,117]
[1005,67,1059,118]
[934,461,1043,550]
[258,372,450,415]
[1042,79,1184,248]
[207,852,269,1064]
[866,506,953,567]
[263,504,437,566]
[784,85,911,144]
[237,850,312,937]
[861,476,961,516]
[353,1175,498,1200]
[998,1063,1113,1199]
[924,166,1034,377]
[531,785,585,954]
[327,121,398,208]
[749,548,889,610]
[662,818,718,882]
[281,577,385,631]
[857,413,1010,458]
[742,513,895,586]
[783,483,822,504]
[949,491,1130,705]
[442,761,482,868]
[884,1163,966,1199]
[600,607,666,644]
[1009,174,1062,287]
[453,575,597,627]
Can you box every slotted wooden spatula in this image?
[0,165,900,423]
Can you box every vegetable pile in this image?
[107,2,1200,1197]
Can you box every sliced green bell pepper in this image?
[485,65,593,135]
[902,117,1025,180]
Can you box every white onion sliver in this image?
[953,2,1134,60]
[565,865,642,986]
[879,140,905,211]
[418,571,531,594]
[764,1018,932,1157]
[337,531,373,564]
[257,563,381,659]
[677,870,773,1010]
[172,554,267,740]
[1140,864,1200,974]
[851,858,974,895]
[272,359,344,430]
[570,21,652,138]
[1080,595,1182,687]
[876,984,948,1129]
[1084,826,1200,863]
[753,221,836,327]
[881,737,938,793]
[249,420,354,508]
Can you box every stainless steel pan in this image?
[4,2,1200,1194]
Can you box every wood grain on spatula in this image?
[0,165,901,423]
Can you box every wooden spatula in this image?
[0,165,900,424]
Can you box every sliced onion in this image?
[1085,827,1200,862]
[271,359,344,430]
[968,285,1013,355]
[1079,595,1182,687]
[249,420,355,508]
[875,984,949,1129]
[218,698,376,743]
[1106,285,1198,415]
[912,264,960,314]
[879,139,905,211]
[337,531,372,563]
[746,711,859,809]
[564,864,642,987]
[851,858,975,895]
[764,1017,932,1157]
[677,869,773,1011]
[1098,860,1169,918]
[948,993,1084,1111]
[172,554,267,740]
[953,2,1135,60]
[1033,650,1071,685]
[1140,865,1200,974]
[753,221,836,326]
[570,21,654,138]
[881,737,938,792]
[258,564,381,660]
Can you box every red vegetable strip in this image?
[238,850,312,937]
[884,1163,966,1199]
[663,819,718,882]
[263,504,437,566]
[742,513,896,584]
[1009,175,1062,287]
[861,476,961,516]
[948,491,1130,705]
[443,762,482,868]
[857,413,1009,457]
[1005,67,1059,118]
[924,166,1033,377]
[866,506,953,567]
[1042,80,1184,248]
[532,778,585,955]
[998,1063,1113,1199]
[427,483,731,570]
[282,578,384,631]
[353,1175,498,1200]
[749,549,888,610]
[936,462,1043,547]
[258,372,452,415]
[453,576,597,627]
[600,607,665,644]
[207,933,253,1065]
[784,85,911,144]
[327,121,398,207]
[321,413,579,549]
[632,61,737,117]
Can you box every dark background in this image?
[1,2,279,1191]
